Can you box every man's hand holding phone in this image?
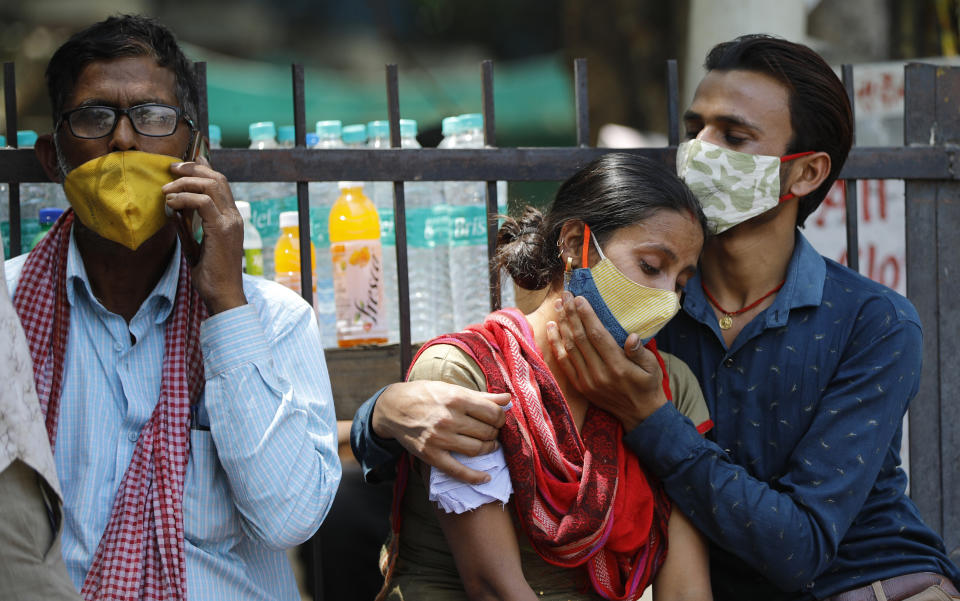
[163,130,248,315]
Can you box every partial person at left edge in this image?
[0,237,79,601]
[5,14,340,601]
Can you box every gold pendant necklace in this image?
[702,279,786,332]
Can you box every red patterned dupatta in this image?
[13,209,207,600]
[383,308,671,601]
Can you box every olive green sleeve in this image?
[407,344,486,392]
[661,351,712,432]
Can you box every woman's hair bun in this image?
[494,206,553,291]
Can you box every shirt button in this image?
[724,357,735,368]
[127,431,139,443]
[114,342,123,352]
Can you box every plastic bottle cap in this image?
[458,114,483,131]
[305,132,319,147]
[366,120,389,139]
[399,119,417,138]
[441,116,460,136]
[208,124,222,145]
[316,120,343,137]
[277,125,296,143]
[338,181,364,190]
[38,207,64,225]
[342,124,367,144]
[248,121,277,141]
[235,200,251,220]
[278,211,300,229]
[17,130,38,148]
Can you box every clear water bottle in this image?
[342,124,367,148]
[399,119,452,342]
[366,120,399,343]
[447,115,491,328]
[0,134,8,257]
[308,120,343,347]
[277,125,296,148]
[208,124,222,149]
[30,207,64,250]
[235,201,264,277]
[235,122,296,280]
[16,131,69,257]
[447,114,514,326]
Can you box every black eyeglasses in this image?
[58,103,194,139]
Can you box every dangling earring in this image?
[563,254,574,285]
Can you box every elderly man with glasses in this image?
[4,15,340,601]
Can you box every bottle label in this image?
[379,207,395,247]
[449,205,488,247]
[246,192,298,252]
[243,248,264,276]
[332,239,387,342]
[2,219,40,258]
[275,270,319,309]
[406,206,451,249]
[309,206,330,247]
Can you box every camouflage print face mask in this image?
[676,138,813,235]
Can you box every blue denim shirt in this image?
[636,232,959,599]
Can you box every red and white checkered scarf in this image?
[14,209,206,600]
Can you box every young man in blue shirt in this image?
[352,35,960,600]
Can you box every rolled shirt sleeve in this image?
[350,390,405,484]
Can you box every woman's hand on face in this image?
[546,291,668,431]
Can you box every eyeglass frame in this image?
[56,103,196,140]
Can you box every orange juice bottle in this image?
[274,211,317,308]
[329,182,387,347]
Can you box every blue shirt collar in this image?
[66,229,181,324]
[682,230,826,331]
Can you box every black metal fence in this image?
[1,57,957,569]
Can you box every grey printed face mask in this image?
[676,138,813,234]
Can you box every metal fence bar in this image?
[292,64,314,305]
[481,60,500,312]
[841,64,860,273]
[386,64,413,376]
[0,146,955,184]
[904,64,940,535]
[666,59,680,147]
[574,58,589,147]
[193,62,209,141]
[292,65,324,601]
[932,68,960,563]
[4,62,21,257]
[904,62,960,563]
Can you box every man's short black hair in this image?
[45,14,199,130]
[705,34,853,228]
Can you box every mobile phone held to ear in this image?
[175,129,208,265]
[186,128,210,165]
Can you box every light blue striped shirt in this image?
[6,232,341,600]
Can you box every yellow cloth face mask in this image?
[64,150,180,250]
[565,224,680,348]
